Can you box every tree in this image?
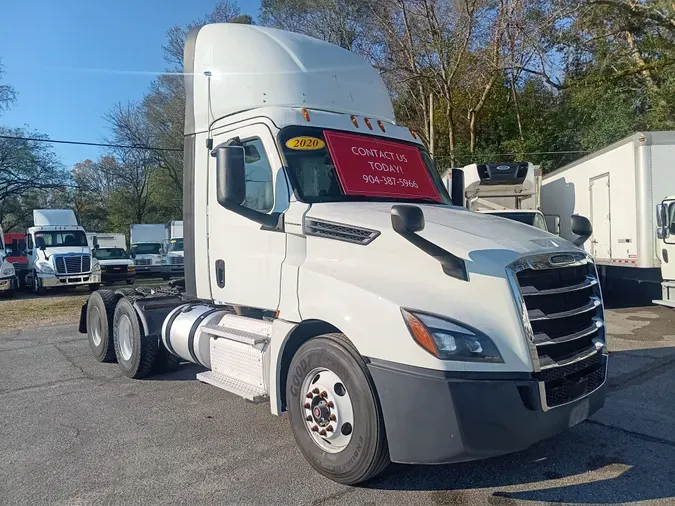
[0,59,16,114]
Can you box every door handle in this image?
[215,260,225,288]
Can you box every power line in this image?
[0,135,182,152]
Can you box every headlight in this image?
[160,259,167,264]
[36,262,54,274]
[2,265,14,276]
[401,309,503,362]
[128,265,135,271]
[92,261,101,272]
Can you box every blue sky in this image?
[0,0,260,168]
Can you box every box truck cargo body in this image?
[541,132,675,285]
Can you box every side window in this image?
[669,203,675,235]
[27,234,33,250]
[241,138,274,213]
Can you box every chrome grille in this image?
[304,219,380,245]
[510,252,607,409]
[54,254,91,275]
[135,258,151,266]
[170,256,184,265]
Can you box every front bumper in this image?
[39,272,101,287]
[102,271,136,282]
[0,277,15,292]
[367,357,606,464]
[134,264,164,275]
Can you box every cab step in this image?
[197,314,271,402]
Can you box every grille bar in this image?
[528,297,601,322]
[534,320,603,346]
[520,276,598,296]
[54,254,91,275]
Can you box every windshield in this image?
[169,239,184,252]
[94,248,129,260]
[35,230,88,247]
[131,243,162,255]
[279,126,451,204]
[490,211,548,232]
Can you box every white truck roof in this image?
[33,209,78,227]
[184,24,395,135]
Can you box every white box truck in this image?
[541,132,675,290]
[164,220,184,280]
[87,233,135,285]
[0,225,17,297]
[79,24,607,485]
[26,209,101,295]
[443,163,552,233]
[129,224,169,276]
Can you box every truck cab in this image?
[26,210,101,294]
[80,24,606,485]
[0,226,17,296]
[129,224,169,277]
[88,234,135,285]
[654,199,675,306]
[163,220,184,280]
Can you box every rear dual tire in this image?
[113,297,158,379]
[286,333,390,485]
[86,290,118,362]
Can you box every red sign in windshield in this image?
[323,131,441,202]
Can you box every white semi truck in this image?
[164,220,184,280]
[0,225,17,297]
[444,162,552,233]
[26,209,101,295]
[79,24,607,485]
[541,132,675,295]
[129,224,169,276]
[87,233,136,285]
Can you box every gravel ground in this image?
[0,306,674,506]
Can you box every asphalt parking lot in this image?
[1,305,674,505]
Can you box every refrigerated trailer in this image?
[541,132,675,287]
[79,23,607,485]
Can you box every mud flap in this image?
[78,300,88,334]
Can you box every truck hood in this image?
[42,246,90,256]
[98,258,134,267]
[306,202,581,268]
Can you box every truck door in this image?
[590,174,612,260]
[207,123,288,310]
[659,198,675,282]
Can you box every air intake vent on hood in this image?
[304,219,380,245]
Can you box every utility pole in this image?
[429,93,435,157]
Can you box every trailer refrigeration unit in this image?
[443,163,552,233]
[541,132,675,292]
[79,24,607,485]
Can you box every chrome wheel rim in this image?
[90,306,102,347]
[300,368,354,453]
[118,314,133,362]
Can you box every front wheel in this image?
[125,279,135,285]
[286,333,390,485]
[33,271,46,296]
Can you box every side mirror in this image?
[36,237,46,250]
[571,214,592,247]
[211,144,246,207]
[92,237,99,250]
[656,203,669,239]
[391,205,425,234]
[450,168,465,207]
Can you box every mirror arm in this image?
[222,201,284,232]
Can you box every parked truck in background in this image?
[0,225,17,296]
[3,232,28,274]
[129,224,168,277]
[541,132,675,298]
[87,233,136,285]
[163,220,184,280]
[79,24,606,485]
[26,209,100,295]
[444,162,553,233]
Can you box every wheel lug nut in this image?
[320,391,328,398]
[312,388,320,394]
[306,393,313,398]
[303,402,311,409]
[311,425,319,432]
[306,416,312,421]
[328,401,334,408]
[319,429,327,436]
[326,426,334,432]
[329,414,336,421]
